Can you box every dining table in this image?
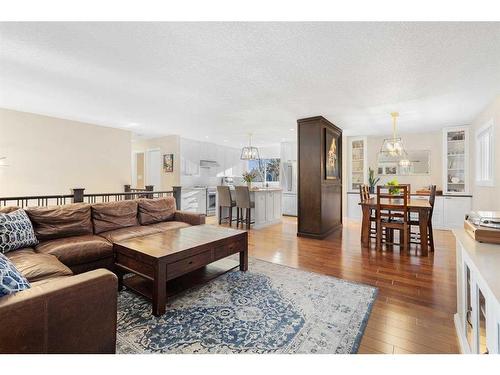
[359,197,432,256]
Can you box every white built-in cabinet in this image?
[348,137,367,191]
[454,229,500,354]
[280,141,297,216]
[253,190,282,228]
[443,126,470,195]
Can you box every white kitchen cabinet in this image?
[348,137,367,191]
[442,196,471,229]
[454,229,500,354]
[180,188,206,214]
[282,193,297,216]
[443,126,470,195]
[180,138,200,176]
[347,193,362,220]
[280,141,297,162]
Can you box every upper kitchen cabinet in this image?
[180,138,200,176]
[280,141,297,162]
[348,136,367,191]
[443,126,469,194]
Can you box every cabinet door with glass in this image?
[348,137,367,191]
[443,126,469,194]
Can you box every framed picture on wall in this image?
[325,128,340,180]
[163,153,174,173]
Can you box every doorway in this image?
[132,152,145,189]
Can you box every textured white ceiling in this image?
[1,22,499,147]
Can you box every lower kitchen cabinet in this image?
[282,193,297,216]
[180,188,206,214]
[454,229,500,354]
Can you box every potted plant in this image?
[368,167,380,194]
[242,170,257,188]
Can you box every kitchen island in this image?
[216,187,282,229]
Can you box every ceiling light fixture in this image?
[240,133,260,160]
[378,112,411,167]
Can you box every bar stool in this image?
[235,186,255,230]
[217,186,236,226]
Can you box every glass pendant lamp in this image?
[240,133,260,160]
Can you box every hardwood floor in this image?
[207,215,460,354]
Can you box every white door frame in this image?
[131,151,145,188]
[146,148,161,189]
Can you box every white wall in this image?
[0,108,132,196]
[470,95,500,211]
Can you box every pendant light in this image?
[240,133,260,160]
[378,112,411,167]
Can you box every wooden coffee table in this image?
[113,224,248,316]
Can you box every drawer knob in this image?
[188,260,193,265]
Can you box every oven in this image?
[207,188,216,216]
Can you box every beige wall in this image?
[470,95,500,211]
[0,108,132,196]
[132,135,181,191]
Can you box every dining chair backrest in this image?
[376,185,409,221]
[217,186,233,207]
[359,184,370,202]
[428,185,437,216]
[398,184,411,199]
[234,186,252,209]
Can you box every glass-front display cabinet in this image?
[443,126,469,194]
[348,137,367,191]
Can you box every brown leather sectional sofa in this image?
[0,197,205,354]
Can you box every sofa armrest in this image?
[174,210,206,225]
[0,269,117,353]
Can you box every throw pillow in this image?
[0,209,39,254]
[0,252,31,297]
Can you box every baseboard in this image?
[454,313,468,354]
[297,224,342,239]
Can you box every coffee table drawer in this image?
[214,239,245,260]
[167,250,213,280]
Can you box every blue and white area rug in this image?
[116,258,377,354]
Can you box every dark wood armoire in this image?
[297,116,342,239]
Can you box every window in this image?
[475,121,494,186]
[248,158,280,182]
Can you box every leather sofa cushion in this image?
[26,204,93,241]
[97,225,163,243]
[0,206,20,214]
[91,200,139,234]
[35,235,113,267]
[137,197,176,225]
[6,247,73,282]
[146,221,191,232]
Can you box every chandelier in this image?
[378,112,410,167]
[240,133,260,160]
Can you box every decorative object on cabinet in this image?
[240,133,260,161]
[377,112,411,167]
[242,170,257,188]
[162,153,174,173]
[368,167,380,194]
[443,126,469,194]
[297,116,342,239]
[325,128,340,180]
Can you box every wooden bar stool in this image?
[234,186,255,230]
[217,186,236,226]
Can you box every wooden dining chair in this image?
[359,184,377,240]
[217,186,236,226]
[410,185,436,252]
[376,185,410,252]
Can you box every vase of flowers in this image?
[368,167,380,194]
[242,170,257,189]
